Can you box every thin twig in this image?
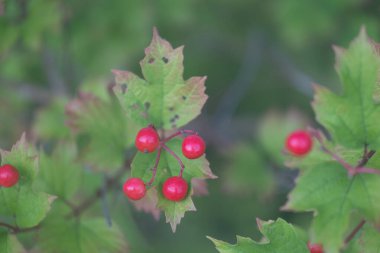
[147,147,162,186]
[101,174,112,227]
[0,222,40,234]
[161,130,197,143]
[68,158,132,217]
[344,219,366,244]
[162,144,185,177]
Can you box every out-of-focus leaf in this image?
[33,98,71,140]
[65,82,136,171]
[38,142,83,199]
[0,229,26,253]
[223,144,275,196]
[39,216,128,253]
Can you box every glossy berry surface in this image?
[307,242,324,253]
[0,164,20,188]
[123,178,146,200]
[285,130,313,156]
[182,135,206,159]
[135,126,160,153]
[162,176,188,201]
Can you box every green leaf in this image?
[208,218,308,253]
[223,144,275,196]
[39,216,128,253]
[313,28,380,149]
[66,82,136,171]
[284,147,380,253]
[38,142,83,199]
[0,229,26,253]
[113,28,208,130]
[33,98,71,140]
[0,134,55,228]
[131,139,216,231]
[345,223,380,253]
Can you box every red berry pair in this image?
[285,130,313,156]
[123,176,188,201]
[0,164,19,188]
[135,126,206,159]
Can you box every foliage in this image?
[2,1,380,253]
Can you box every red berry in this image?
[0,164,20,188]
[307,242,324,253]
[182,135,206,159]
[123,177,146,200]
[162,176,188,201]
[135,126,160,153]
[285,130,313,156]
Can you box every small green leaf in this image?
[38,142,83,199]
[39,216,128,253]
[208,218,308,253]
[0,134,55,228]
[313,28,380,149]
[0,229,26,253]
[130,139,216,231]
[66,82,136,171]
[113,28,208,130]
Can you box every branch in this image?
[0,222,40,234]
[344,219,366,244]
[68,157,133,217]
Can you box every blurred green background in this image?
[1,0,380,252]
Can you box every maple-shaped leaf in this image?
[313,28,380,149]
[130,138,216,232]
[345,223,380,253]
[208,218,308,253]
[38,142,83,199]
[39,215,128,253]
[0,229,26,253]
[284,145,380,253]
[0,134,55,228]
[113,28,207,130]
[33,98,71,141]
[65,81,137,171]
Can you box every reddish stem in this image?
[309,129,379,176]
[319,145,355,175]
[162,144,186,177]
[344,219,366,244]
[161,129,197,143]
[147,147,162,186]
[353,167,380,175]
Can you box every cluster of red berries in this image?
[285,129,313,156]
[0,164,19,188]
[123,125,206,202]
